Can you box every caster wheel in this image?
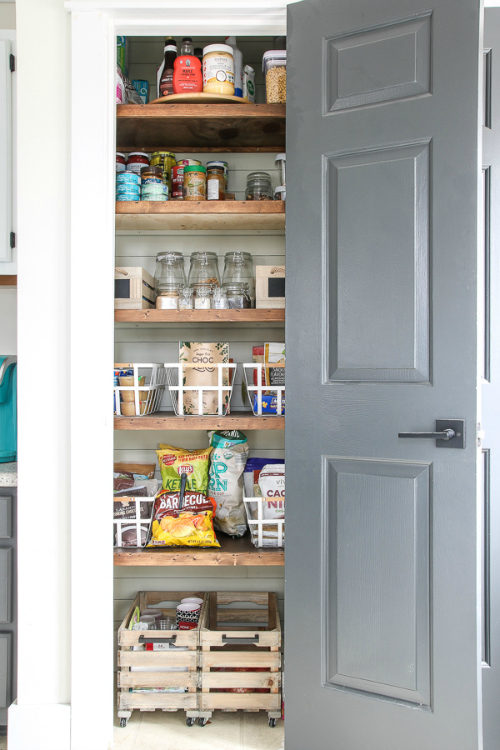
[186,718,195,727]
[269,718,277,728]
[119,718,127,728]
[199,718,208,727]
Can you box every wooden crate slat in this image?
[114,411,284,431]
[118,672,198,689]
[201,671,281,689]
[118,693,197,711]
[118,650,198,668]
[200,652,281,669]
[200,631,280,648]
[199,693,281,711]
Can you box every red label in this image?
[173,56,203,94]
[162,454,176,466]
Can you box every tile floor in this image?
[114,710,284,750]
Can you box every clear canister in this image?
[154,252,187,288]
[246,171,273,201]
[188,251,220,287]
[156,283,180,309]
[223,282,252,309]
[222,251,255,306]
[192,284,212,310]
[262,50,286,104]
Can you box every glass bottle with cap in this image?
[246,172,273,201]
[159,39,178,97]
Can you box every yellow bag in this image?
[157,444,212,493]
[147,490,220,548]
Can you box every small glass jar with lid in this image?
[246,172,273,201]
[211,287,229,309]
[192,284,212,310]
[222,251,255,306]
[206,165,225,201]
[178,287,194,310]
[154,252,187,289]
[223,282,252,309]
[188,252,220,287]
[156,283,180,309]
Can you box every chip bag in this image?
[157,444,212,493]
[147,489,220,548]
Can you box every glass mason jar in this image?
[154,252,187,288]
[178,287,194,310]
[223,282,252,309]
[211,287,229,309]
[246,171,273,201]
[192,284,212,310]
[222,251,255,306]
[156,283,180,309]
[188,251,220,287]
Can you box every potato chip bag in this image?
[157,444,212,493]
[147,489,220,548]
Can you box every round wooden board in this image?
[148,92,251,105]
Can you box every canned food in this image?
[116,193,141,202]
[126,151,150,175]
[176,159,202,167]
[116,185,141,196]
[172,165,184,200]
[141,184,169,196]
[183,165,206,200]
[142,193,167,202]
[116,171,141,186]
[116,152,126,173]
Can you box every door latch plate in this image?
[436,419,465,449]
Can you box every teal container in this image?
[0,356,16,463]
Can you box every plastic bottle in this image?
[158,39,177,98]
[225,36,243,98]
[173,37,203,94]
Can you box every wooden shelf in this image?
[114,309,285,326]
[115,200,285,231]
[116,103,286,152]
[114,411,284,431]
[114,534,284,567]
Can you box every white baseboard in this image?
[8,701,70,750]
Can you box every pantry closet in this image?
[61,2,486,750]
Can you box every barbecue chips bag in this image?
[147,489,220,548]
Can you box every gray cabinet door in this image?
[482,9,500,750]
[285,0,482,749]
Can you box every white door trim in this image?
[66,4,286,748]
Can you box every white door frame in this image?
[64,3,287,748]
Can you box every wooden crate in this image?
[117,591,207,724]
[255,265,285,309]
[198,592,282,718]
[115,267,155,310]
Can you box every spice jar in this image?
[188,251,220,287]
[211,287,229,309]
[207,165,225,201]
[155,252,187,288]
[116,153,126,173]
[202,44,234,95]
[222,251,255,305]
[126,152,150,175]
[207,161,228,191]
[156,284,180,309]
[246,172,273,201]
[178,287,194,310]
[192,284,212,310]
[184,165,206,200]
[262,50,286,104]
[223,282,251,309]
[172,165,184,200]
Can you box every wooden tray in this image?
[148,92,251,105]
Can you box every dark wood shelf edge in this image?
[114,412,284,431]
[114,309,285,324]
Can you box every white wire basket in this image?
[243,496,285,548]
[114,497,154,548]
[164,362,237,416]
[114,363,167,417]
[242,363,285,416]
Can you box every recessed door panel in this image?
[325,14,431,112]
[324,458,430,706]
[326,143,430,382]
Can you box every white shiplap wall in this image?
[115,37,285,643]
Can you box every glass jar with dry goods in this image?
[246,172,273,201]
[222,251,255,306]
[178,287,194,310]
[154,252,187,289]
[156,283,180,309]
[262,50,286,104]
[183,165,207,200]
[192,284,212,310]
[207,165,225,201]
[188,251,220,287]
[223,282,251,309]
[211,287,229,309]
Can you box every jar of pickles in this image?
[188,252,220,287]
[221,251,255,306]
[150,151,176,187]
[155,252,187,288]
[246,172,273,201]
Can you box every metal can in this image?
[172,165,185,200]
[141,184,169,196]
[116,192,140,202]
[116,171,141,187]
[116,184,141,196]
[176,159,202,167]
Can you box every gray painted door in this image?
[285,1,482,749]
[482,10,500,750]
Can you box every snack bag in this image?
[147,489,220,548]
[243,458,284,497]
[264,343,285,387]
[258,464,285,520]
[208,430,249,537]
[157,444,212,493]
[179,342,230,415]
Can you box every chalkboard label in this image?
[115,279,131,299]
[268,277,285,297]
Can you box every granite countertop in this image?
[0,462,17,488]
